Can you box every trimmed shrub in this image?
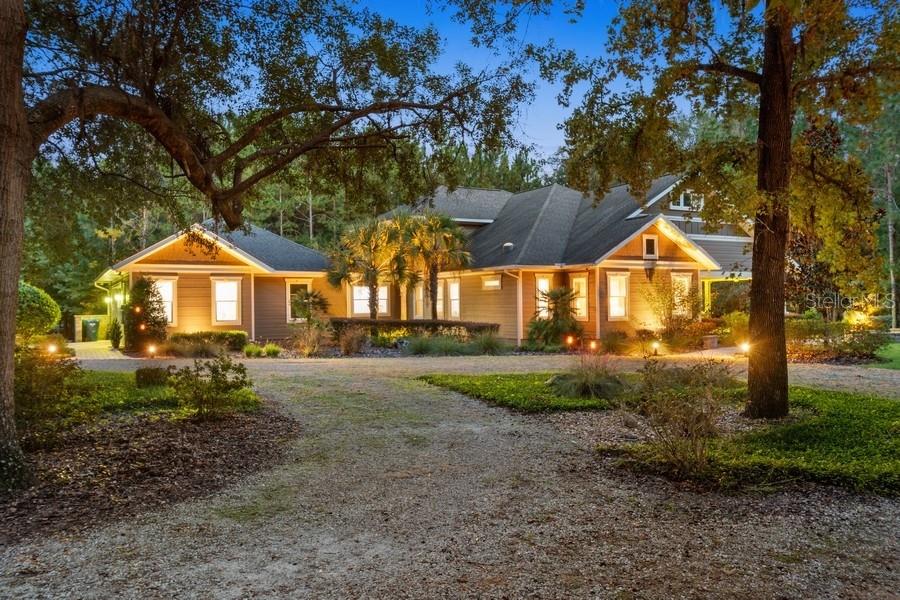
[108,318,122,350]
[330,318,498,343]
[163,340,224,357]
[168,356,255,419]
[123,277,168,352]
[404,335,474,356]
[262,343,282,357]
[243,343,264,357]
[168,330,248,351]
[135,367,169,388]
[338,324,367,356]
[16,282,61,341]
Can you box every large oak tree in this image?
[0,0,530,484]
[543,0,898,417]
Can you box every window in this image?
[211,278,241,325]
[670,190,703,211]
[571,274,588,320]
[436,281,445,318]
[671,272,694,317]
[607,272,629,321]
[481,274,502,290]
[448,279,461,319]
[286,279,311,322]
[414,283,425,319]
[642,234,659,260]
[152,278,177,325]
[352,285,388,316]
[535,275,551,318]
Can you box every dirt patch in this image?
[0,402,299,545]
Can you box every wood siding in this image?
[253,276,347,341]
[607,224,696,262]
[135,238,245,265]
[454,272,520,340]
[596,267,699,335]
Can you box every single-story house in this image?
[95,176,752,344]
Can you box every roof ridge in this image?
[514,184,558,264]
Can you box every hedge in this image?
[168,330,249,351]
[329,318,499,342]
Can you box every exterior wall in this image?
[695,238,753,275]
[135,238,244,265]
[596,267,699,335]
[253,276,346,341]
[607,223,696,261]
[454,271,520,340]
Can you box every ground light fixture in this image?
[46,344,58,354]
[139,323,147,331]
[740,341,751,354]
[565,335,575,347]
[589,340,598,351]
[147,344,157,356]
[651,340,660,356]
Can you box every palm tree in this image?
[406,211,470,320]
[328,219,410,319]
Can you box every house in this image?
[95,176,752,345]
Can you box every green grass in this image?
[66,370,179,421]
[419,372,617,412]
[868,342,900,370]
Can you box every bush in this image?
[291,322,330,357]
[370,327,410,348]
[527,287,582,347]
[785,314,890,361]
[404,335,473,356]
[168,330,248,351]
[16,281,61,341]
[549,353,626,400]
[720,311,749,346]
[14,347,82,429]
[338,324,367,356]
[710,280,750,317]
[163,340,224,357]
[599,330,628,354]
[243,343,263,357]
[469,332,511,355]
[108,318,122,349]
[263,342,282,357]
[330,318,498,343]
[135,367,169,388]
[123,277,168,352]
[168,355,255,419]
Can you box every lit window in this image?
[212,278,241,324]
[571,275,588,320]
[536,275,551,318]
[436,281,445,319]
[607,272,629,321]
[352,285,388,315]
[286,279,311,322]
[643,234,659,260]
[153,278,176,324]
[670,190,703,211]
[448,280,460,319]
[482,274,502,290]
[671,273,694,316]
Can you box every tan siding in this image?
[597,267,699,335]
[135,238,244,265]
[609,224,695,262]
[254,276,346,341]
[456,272,519,340]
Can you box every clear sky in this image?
[361,2,621,160]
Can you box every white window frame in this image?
[448,279,461,320]
[211,277,242,326]
[285,278,312,323]
[149,276,177,325]
[535,274,552,318]
[436,281,445,319]
[352,285,389,316]
[670,190,704,211]
[642,234,659,260]
[671,272,694,317]
[481,274,502,290]
[571,274,589,321]
[606,272,629,321]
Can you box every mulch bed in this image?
[0,403,300,544]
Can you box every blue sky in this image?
[362,2,621,160]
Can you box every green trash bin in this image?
[82,319,100,342]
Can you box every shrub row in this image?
[168,330,249,351]
[329,318,499,342]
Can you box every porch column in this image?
[400,284,408,320]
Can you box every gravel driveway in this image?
[1,357,897,598]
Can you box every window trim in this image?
[669,190,703,212]
[351,284,390,316]
[535,274,552,318]
[149,276,178,326]
[285,278,313,323]
[570,273,589,321]
[210,276,242,326]
[414,282,425,319]
[481,274,502,290]
[642,234,659,260]
[606,271,630,322]
[447,278,461,320]
[671,272,694,317]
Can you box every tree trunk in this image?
[886,164,897,330]
[428,264,439,320]
[746,6,794,419]
[0,0,30,486]
[369,281,379,320]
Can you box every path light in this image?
[147,344,157,356]
[651,340,660,356]
[46,344,58,354]
[740,341,750,354]
[134,306,141,313]
[565,335,575,347]
[139,323,146,331]
[589,340,598,352]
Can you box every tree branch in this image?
[694,60,762,86]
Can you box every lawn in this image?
[868,342,900,370]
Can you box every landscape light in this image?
[589,340,597,351]
[134,306,142,313]
[565,335,575,346]
[46,344,58,354]
[651,340,660,356]
[740,341,750,354]
[147,344,157,355]
[139,323,146,331]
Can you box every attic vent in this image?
[502,242,515,252]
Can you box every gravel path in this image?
[1,357,897,598]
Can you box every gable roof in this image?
[383,185,513,222]
[107,221,328,274]
[466,176,719,270]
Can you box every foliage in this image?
[468,332,511,355]
[870,343,900,370]
[288,288,331,357]
[122,277,168,353]
[404,336,474,356]
[446,143,548,192]
[262,343,281,358]
[526,287,582,347]
[243,343,264,358]
[370,327,410,348]
[785,315,890,361]
[404,211,471,319]
[168,356,255,419]
[15,282,61,342]
[721,312,750,347]
[291,323,330,357]
[420,373,616,412]
[163,340,224,358]
[13,347,83,432]
[168,330,248,352]
[338,325,368,356]
[135,367,169,388]
[599,330,628,354]
[108,318,122,350]
[289,289,330,325]
[549,353,626,400]
[646,276,700,338]
[709,281,750,317]
[330,318,498,342]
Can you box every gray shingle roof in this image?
[384,186,513,221]
[201,220,329,271]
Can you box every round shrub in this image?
[16,282,61,340]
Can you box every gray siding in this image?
[695,239,752,274]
